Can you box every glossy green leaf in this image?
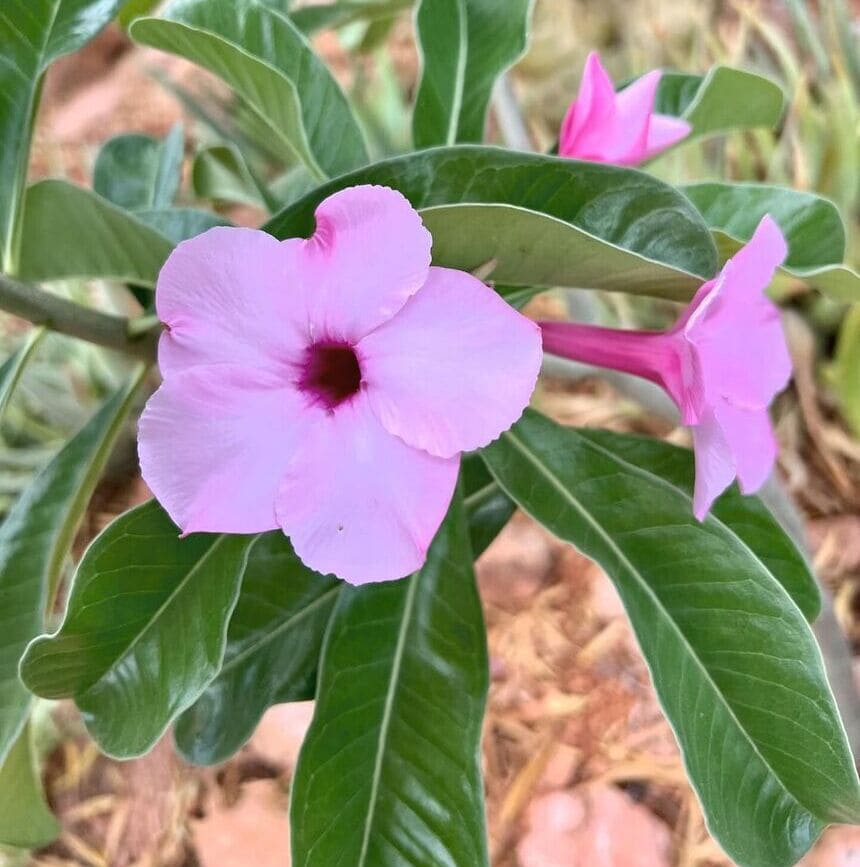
[0,722,58,849]
[265,146,719,290]
[130,0,368,179]
[0,368,146,765]
[412,0,531,147]
[291,0,411,34]
[655,66,785,138]
[0,328,46,422]
[192,143,268,209]
[0,0,125,272]
[174,464,508,767]
[135,206,229,243]
[290,490,489,867]
[18,179,173,286]
[833,305,860,437]
[174,533,341,766]
[482,410,860,867]
[93,124,184,211]
[21,500,254,759]
[683,182,860,301]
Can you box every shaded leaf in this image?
[265,146,719,292]
[833,305,860,438]
[483,410,860,867]
[192,143,269,209]
[0,368,146,764]
[412,0,531,147]
[290,489,489,867]
[291,0,411,34]
[0,328,46,422]
[130,0,368,179]
[135,206,229,243]
[21,501,254,758]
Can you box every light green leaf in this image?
[0,367,146,765]
[192,143,268,209]
[0,722,58,849]
[265,146,719,292]
[655,66,785,138]
[833,305,860,437]
[412,0,531,147]
[21,501,254,759]
[130,0,369,179]
[683,181,860,301]
[0,0,126,273]
[290,489,489,867]
[0,328,46,422]
[291,0,411,34]
[18,179,173,286]
[483,411,860,867]
[93,124,184,211]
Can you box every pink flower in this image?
[138,185,542,584]
[559,51,691,165]
[539,216,792,518]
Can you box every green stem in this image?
[0,273,159,362]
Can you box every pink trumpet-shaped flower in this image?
[559,51,691,165]
[138,185,542,584]
[540,216,792,518]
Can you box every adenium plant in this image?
[0,1,858,866]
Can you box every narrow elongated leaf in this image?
[291,490,489,867]
[21,501,254,759]
[130,0,368,179]
[0,328,46,422]
[93,125,184,211]
[18,179,173,286]
[413,0,531,147]
[0,722,58,848]
[0,0,125,272]
[655,66,785,138]
[265,146,719,290]
[175,464,508,767]
[0,368,146,765]
[482,411,860,867]
[174,533,341,766]
[291,0,411,34]
[192,144,268,209]
[683,182,860,301]
[834,305,860,437]
[420,204,702,296]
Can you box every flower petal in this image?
[643,113,692,160]
[156,227,310,376]
[299,185,432,343]
[139,366,316,534]
[610,69,663,164]
[559,51,616,159]
[275,396,459,584]
[712,402,778,496]
[683,216,791,409]
[360,267,543,457]
[691,409,737,520]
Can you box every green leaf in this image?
[833,305,860,437]
[130,0,369,180]
[0,0,126,272]
[93,124,184,211]
[0,722,58,849]
[290,489,489,867]
[118,0,161,28]
[0,368,146,765]
[482,410,860,867]
[655,66,785,138]
[18,179,173,286]
[174,463,508,767]
[174,532,341,766]
[291,0,411,34]
[0,328,46,422]
[412,0,531,147]
[265,146,719,292]
[192,143,269,209]
[21,501,254,759]
[683,181,860,302]
[135,206,229,243]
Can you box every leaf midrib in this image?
[496,428,817,820]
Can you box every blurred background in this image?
[2,1,859,865]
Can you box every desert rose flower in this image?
[138,185,542,584]
[559,51,691,165]
[539,216,791,518]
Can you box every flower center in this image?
[299,342,362,409]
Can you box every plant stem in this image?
[0,273,158,362]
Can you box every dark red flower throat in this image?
[299,342,362,409]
